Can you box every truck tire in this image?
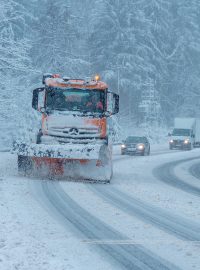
[36,129,43,144]
[18,155,33,175]
[99,145,113,182]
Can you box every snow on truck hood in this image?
[46,114,100,129]
[43,112,107,138]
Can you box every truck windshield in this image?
[172,129,190,136]
[46,88,106,114]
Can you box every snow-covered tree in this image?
[87,0,169,132]
[0,0,33,148]
[1,0,200,146]
[165,0,200,122]
[31,0,89,77]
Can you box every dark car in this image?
[121,136,150,156]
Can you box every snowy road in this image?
[41,181,177,270]
[90,185,200,241]
[1,145,200,269]
[154,157,200,197]
[189,162,200,181]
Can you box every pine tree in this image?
[88,0,154,130]
[31,0,89,77]
[166,0,200,121]
[0,0,32,148]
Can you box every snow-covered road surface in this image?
[40,180,177,270]
[90,185,200,241]
[189,162,200,181]
[154,157,200,197]
[0,144,200,269]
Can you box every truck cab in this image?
[32,74,119,146]
[169,128,194,150]
[169,118,195,150]
[15,73,119,182]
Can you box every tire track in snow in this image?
[41,180,179,270]
[90,186,200,242]
[189,163,200,181]
[153,157,200,197]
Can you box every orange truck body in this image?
[16,74,119,181]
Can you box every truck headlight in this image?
[169,139,174,143]
[184,139,189,144]
[137,144,144,150]
[121,144,126,149]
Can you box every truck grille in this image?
[48,127,100,139]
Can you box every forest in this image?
[1,0,200,147]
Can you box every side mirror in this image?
[113,93,119,114]
[168,133,171,136]
[32,87,45,111]
[107,92,119,115]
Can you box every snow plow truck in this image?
[14,74,119,183]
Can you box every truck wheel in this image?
[169,145,173,150]
[18,155,33,175]
[36,130,43,144]
[99,145,113,182]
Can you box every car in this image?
[121,136,150,156]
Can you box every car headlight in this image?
[137,144,144,150]
[184,139,189,144]
[169,139,173,143]
[121,144,126,149]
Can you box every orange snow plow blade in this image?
[30,157,110,181]
[32,157,94,176]
[14,142,112,182]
